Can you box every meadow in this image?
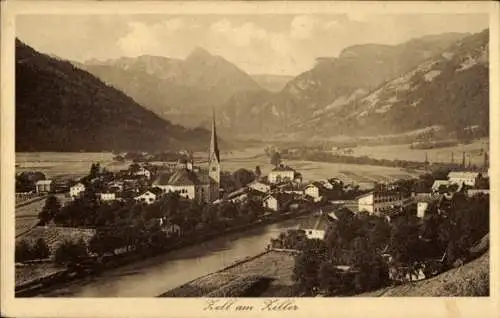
[16,147,424,188]
[345,138,489,167]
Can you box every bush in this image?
[15,240,33,263]
[53,239,89,265]
[32,238,50,259]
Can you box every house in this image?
[98,192,116,202]
[135,191,157,204]
[298,213,331,240]
[268,164,297,184]
[304,182,327,202]
[357,190,413,216]
[133,167,152,180]
[70,182,86,199]
[35,180,53,193]
[431,180,451,193]
[262,192,294,212]
[447,171,481,187]
[247,181,271,194]
[466,189,490,197]
[416,194,442,218]
[321,206,354,221]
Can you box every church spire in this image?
[210,108,220,163]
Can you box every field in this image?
[163,250,296,297]
[346,138,489,166]
[16,194,70,237]
[17,148,424,186]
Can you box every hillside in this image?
[250,74,294,92]
[360,250,489,297]
[297,29,489,139]
[218,32,469,138]
[15,39,211,152]
[81,48,263,128]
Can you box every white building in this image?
[298,214,331,240]
[304,182,327,202]
[416,194,442,218]
[262,193,294,212]
[268,165,296,184]
[135,191,157,204]
[134,167,152,180]
[447,171,481,187]
[98,192,116,202]
[247,181,271,194]
[70,183,86,199]
[357,191,413,216]
[431,180,451,193]
[35,180,53,193]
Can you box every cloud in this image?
[290,15,318,39]
[209,19,269,47]
[347,12,372,23]
[117,22,161,56]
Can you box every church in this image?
[153,111,221,204]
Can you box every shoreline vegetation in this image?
[15,208,312,297]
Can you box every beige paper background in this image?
[1,1,499,317]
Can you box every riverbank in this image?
[16,209,312,297]
[160,249,297,297]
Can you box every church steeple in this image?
[208,109,221,201]
[210,108,220,164]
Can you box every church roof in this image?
[154,169,211,186]
[210,109,220,163]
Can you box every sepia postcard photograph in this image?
[1,1,499,318]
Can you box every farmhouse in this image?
[70,182,86,199]
[262,192,294,212]
[304,182,328,202]
[357,190,412,216]
[35,180,52,194]
[447,171,481,187]
[416,194,442,218]
[98,192,116,202]
[133,167,152,180]
[298,213,331,240]
[268,164,297,184]
[247,181,271,194]
[135,191,157,204]
[431,180,451,193]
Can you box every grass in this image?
[17,226,96,255]
[346,138,489,166]
[163,250,296,297]
[15,263,66,287]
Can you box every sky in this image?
[16,13,489,76]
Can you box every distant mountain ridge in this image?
[250,74,294,92]
[81,47,263,128]
[16,39,212,152]
[218,32,471,138]
[293,29,489,139]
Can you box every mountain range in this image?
[17,29,489,151]
[15,40,212,152]
[79,47,263,129]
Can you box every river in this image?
[40,217,308,297]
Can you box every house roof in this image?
[71,182,85,188]
[154,169,210,186]
[324,207,354,221]
[448,171,480,179]
[271,165,295,172]
[264,192,295,204]
[298,214,331,232]
[136,190,156,198]
[36,180,52,185]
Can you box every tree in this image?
[32,238,50,259]
[255,166,262,179]
[232,168,255,189]
[89,163,100,179]
[15,240,34,262]
[53,239,89,265]
[292,239,328,294]
[270,152,281,167]
[38,195,61,225]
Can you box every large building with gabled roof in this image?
[153,111,221,204]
